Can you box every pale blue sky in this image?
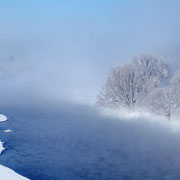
[0,0,180,103]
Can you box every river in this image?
[0,100,180,180]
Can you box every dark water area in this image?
[0,100,180,180]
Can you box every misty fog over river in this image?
[1,1,180,179]
[0,99,180,180]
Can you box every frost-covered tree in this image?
[170,72,180,100]
[168,72,180,115]
[146,71,180,120]
[133,54,171,99]
[97,64,139,108]
[97,54,171,109]
[147,87,175,120]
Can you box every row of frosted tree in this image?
[97,54,180,120]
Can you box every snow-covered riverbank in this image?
[0,114,29,180]
[0,165,29,180]
[0,140,5,154]
[0,114,8,122]
[0,114,7,154]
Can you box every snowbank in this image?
[0,114,7,155]
[4,129,13,133]
[0,165,29,180]
[0,114,8,122]
[0,140,5,154]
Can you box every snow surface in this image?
[4,129,13,133]
[0,114,7,155]
[0,140,5,154]
[0,165,29,180]
[0,114,7,122]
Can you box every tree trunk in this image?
[167,112,171,121]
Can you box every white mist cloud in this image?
[0,1,180,104]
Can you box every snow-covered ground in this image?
[0,114,7,154]
[0,140,5,154]
[0,165,29,180]
[4,129,13,133]
[0,114,29,180]
[0,114,8,122]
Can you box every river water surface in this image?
[0,101,180,180]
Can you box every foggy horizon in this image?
[0,1,180,104]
